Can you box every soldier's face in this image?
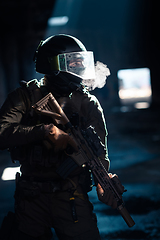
[69,58,84,68]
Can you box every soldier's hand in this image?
[111,173,125,195]
[96,173,125,209]
[44,124,78,152]
[96,182,117,209]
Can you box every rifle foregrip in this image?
[117,205,135,227]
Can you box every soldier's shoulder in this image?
[73,85,97,100]
[6,79,41,110]
[20,79,41,90]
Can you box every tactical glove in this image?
[44,124,78,152]
[96,173,125,209]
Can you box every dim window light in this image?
[1,166,20,181]
[117,68,151,109]
[134,102,150,109]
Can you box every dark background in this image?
[0,0,160,239]
[0,0,160,108]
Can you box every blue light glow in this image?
[48,16,69,26]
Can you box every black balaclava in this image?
[44,72,83,97]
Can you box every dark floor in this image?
[0,105,160,240]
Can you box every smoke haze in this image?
[82,61,110,91]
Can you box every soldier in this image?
[0,34,117,240]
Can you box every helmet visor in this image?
[49,51,95,80]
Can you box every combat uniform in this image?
[0,78,109,240]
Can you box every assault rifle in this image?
[32,92,135,228]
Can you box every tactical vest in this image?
[10,79,92,184]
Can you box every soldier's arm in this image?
[81,92,110,171]
[0,88,45,150]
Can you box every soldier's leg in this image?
[51,191,101,240]
[14,180,54,240]
[0,211,53,240]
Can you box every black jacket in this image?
[0,79,110,178]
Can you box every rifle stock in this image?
[32,92,135,228]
